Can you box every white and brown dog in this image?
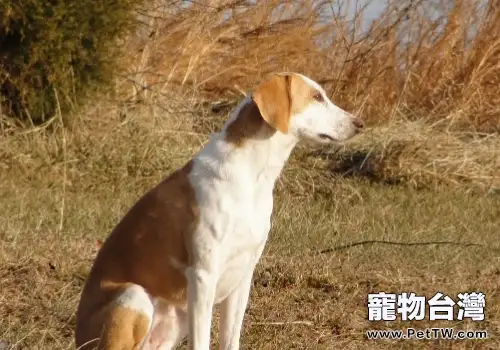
[75,72,364,349]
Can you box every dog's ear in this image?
[252,74,291,134]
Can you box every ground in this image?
[0,107,499,349]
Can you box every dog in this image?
[75,72,364,350]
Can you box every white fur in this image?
[114,285,154,315]
[290,73,359,143]
[140,73,361,349]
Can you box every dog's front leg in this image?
[218,270,254,350]
[186,266,217,350]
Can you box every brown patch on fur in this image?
[103,306,150,349]
[252,74,292,133]
[225,73,322,147]
[225,99,275,146]
[75,160,199,349]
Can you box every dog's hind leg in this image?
[76,284,154,350]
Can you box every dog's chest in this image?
[213,199,271,303]
[189,152,281,301]
[214,238,267,303]
[196,178,274,302]
[215,182,273,256]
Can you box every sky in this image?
[350,0,387,21]
[315,0,391,34]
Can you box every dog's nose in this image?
[352,117,364,130]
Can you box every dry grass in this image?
[288,119,500,193]
[120,0,500,132]
[1,98,499,349]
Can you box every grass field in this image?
[1,0,500,349]
[0,99,499,349]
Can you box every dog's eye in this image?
[313,92,324,102]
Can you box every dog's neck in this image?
[195,96,298,187]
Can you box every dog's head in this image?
[252,72,363,144]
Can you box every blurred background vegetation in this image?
[0,0,144,125]
[1,0,499,132]
[0,0,499,191]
